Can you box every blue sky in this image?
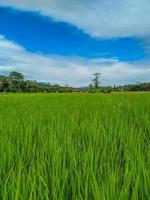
[0,0,150,86]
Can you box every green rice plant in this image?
[0,93,149,200]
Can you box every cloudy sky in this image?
[0,0,150,86]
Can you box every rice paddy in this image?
[0,93,149,200]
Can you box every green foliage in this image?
[114,83,150,92]
[9,71,24,83]
[8,71,24,92]
[1,71,150,93]
[0,76,11,92]
[92,73,101,89]
[0,72,74,93]
[21,80,38,92]
[0,93,149,199]
[100,86,112,93]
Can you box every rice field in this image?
[0,93,149,200]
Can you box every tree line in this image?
[0,71,74,93]
[0,71,150,93]
[89,73,150,92]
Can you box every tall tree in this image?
[9,71,24,83]
[92,72,101,89]
[9,71,24,92]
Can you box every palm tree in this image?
[0,76,11,93]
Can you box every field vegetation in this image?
[0,93,149,199]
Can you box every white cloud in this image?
[0,35,150,86]
[1,0,150,38]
